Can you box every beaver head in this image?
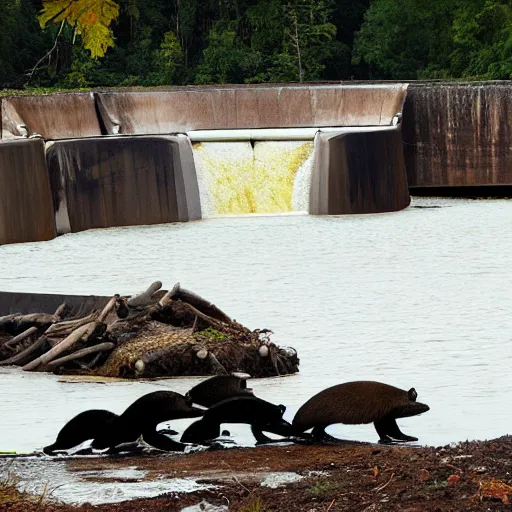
[390,387,430,419]
[185,374,254,408]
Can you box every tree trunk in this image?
[23,321,100,371]
[45,342,115,372]
[0,336,49,366]
[127,281,162,307]
[3,326,38,349]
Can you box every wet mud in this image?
[2,436,512,511]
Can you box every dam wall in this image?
[0,139,56,245]
[95,84,407,134]
[0,291,110,316]
[310,128,410,215]
[46,135,201,234]
[0,83,411,244]
[402,82,512,188]
[1,93,101,140]
[0,289,169,316]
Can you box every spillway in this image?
[0,83,411,244]
[193,140,315,216]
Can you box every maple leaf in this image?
[39,0,120,58]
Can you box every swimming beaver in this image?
[91,390,204,452]
[43,410,118,455]
[292,381,430,443]
[185,374,254,408]
[180,396,294,445]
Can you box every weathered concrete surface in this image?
[96,84,408,135]
[310,128,410,215]
[1,93,101,140]
[0,139,56,244]
[403,82,512,187]
[46,135,201,234]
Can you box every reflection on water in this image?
[1,197,512,454]
[1,458,215,505]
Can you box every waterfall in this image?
[192,140,314,217]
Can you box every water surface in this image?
[1,196,511,453]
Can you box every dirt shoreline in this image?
[2,436,512,511]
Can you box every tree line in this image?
[1,0,511,90]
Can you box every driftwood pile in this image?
[0,282,299,379]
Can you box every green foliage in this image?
[39,0,120,59]
[354,0,512,80]
[195,22,261,84]
[196,328,228,342]
[239,497,271,512]
[353,0,456,79]
[277,0,338,82]
[309,479,346,497]
[3,0,512,89]
[150,31,185,85]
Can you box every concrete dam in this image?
[0,81,509,245]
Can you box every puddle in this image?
[1,458,216,505]
[260,472,303,488]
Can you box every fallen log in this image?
[172,283,231,324]
[23,321,102,371]
[52,303,67,323]
[0,313,21,330]
[3,326,38,350]
[98,295,118,323]
[44,342,115,372]
[156,300,226,331]
[208,352,228,375]
[0,336,49,366]
[7,313,54,333]
[127,281,162,308]
[45,313,98,337]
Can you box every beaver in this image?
[180,396,294,445]
[43,407,182,455]
[292,381,430,443]
[43,410,118,455]
[90,391,204,452]
[185,374,254,407]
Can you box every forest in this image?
[1,0,512,91]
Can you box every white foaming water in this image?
[192,140,314,216]
[0,196,512,455]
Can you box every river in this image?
[0,196,511,454]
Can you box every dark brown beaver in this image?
[91,391,204,452]
[43,410,118,455]
[292,381,430,443]
[181,396,294,445]
[185,374,254,407]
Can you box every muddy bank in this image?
[3,436,512,511]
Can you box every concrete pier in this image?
[0,139,56,245]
